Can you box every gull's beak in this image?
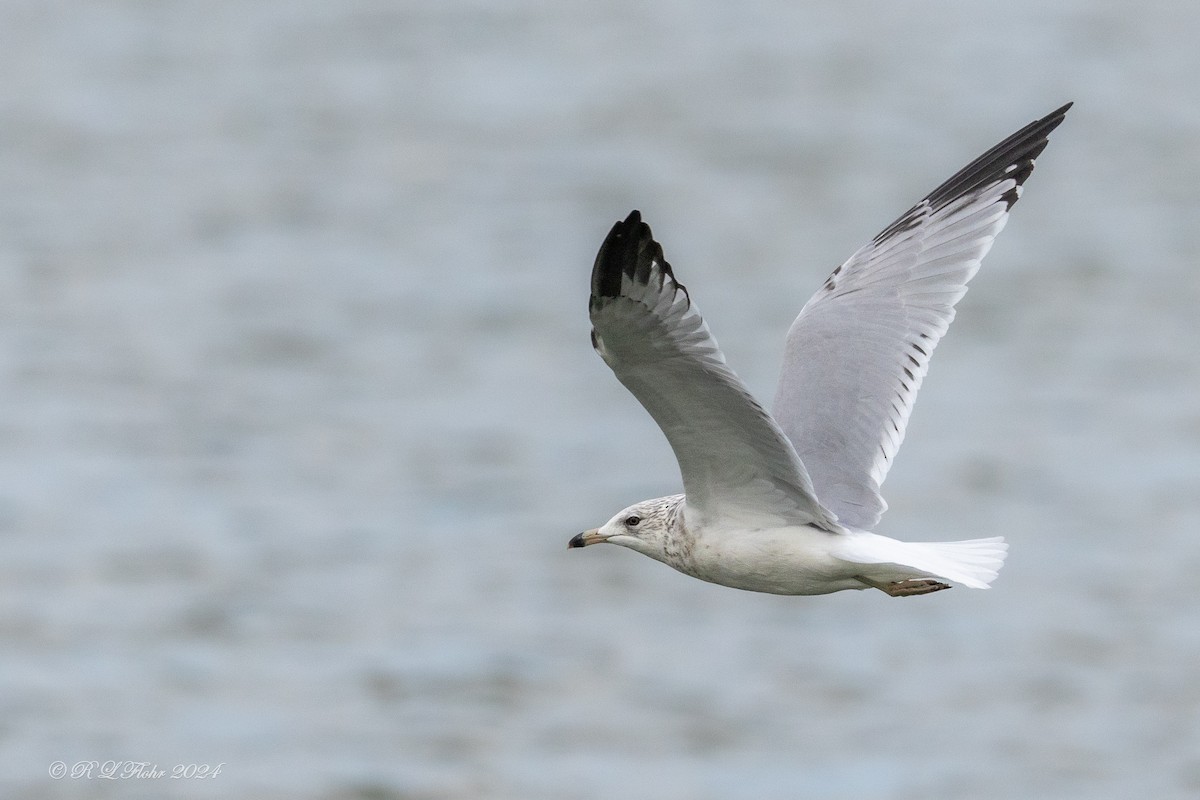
[568,528,608,548]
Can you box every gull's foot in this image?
[857,576,952,597]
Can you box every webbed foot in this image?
[857,576,951,597]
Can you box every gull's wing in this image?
[590,211,839,531]
[772,103,1071,531]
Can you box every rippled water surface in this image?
[2,2,1199,798]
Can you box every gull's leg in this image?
[856,576,951,597]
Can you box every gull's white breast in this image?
[684,524,868,596]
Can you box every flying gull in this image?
[569,103,1071,597]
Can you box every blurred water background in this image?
[1,1,1198,798]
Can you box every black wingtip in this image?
[1050,101,1074,118]
[871,103,1071,245]
[924,102,1072,213]
[591,209,672,302]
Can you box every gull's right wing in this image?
[772,104,1071,530]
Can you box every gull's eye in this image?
[624,515,641,527]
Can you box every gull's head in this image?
[568,496,681,561]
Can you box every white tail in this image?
[838,534,1009,589]
[902,537,1009,589]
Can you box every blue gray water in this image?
[2,2,1199,798]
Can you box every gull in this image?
[569,103,1070,597]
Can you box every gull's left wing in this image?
[590,211,839,531]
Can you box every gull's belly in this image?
[682,525,866,596]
